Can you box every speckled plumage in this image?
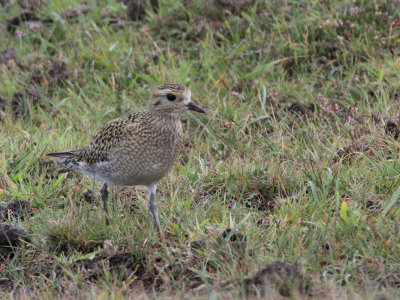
[48,83,205,239]
[73,111,183,186]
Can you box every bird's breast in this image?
[105,119,183,185]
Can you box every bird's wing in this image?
[76,113,139,165]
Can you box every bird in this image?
[47,83,205,239]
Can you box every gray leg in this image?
[101,183,110,226]
[148,184,163,240]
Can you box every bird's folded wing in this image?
[76,113,139,165]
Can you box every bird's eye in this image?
[166,93,176,101]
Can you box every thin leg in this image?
[148,184,163,240]
[101,183,110,226]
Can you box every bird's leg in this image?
[148,184,163,240]
[101,183,110,226]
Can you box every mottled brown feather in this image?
[76,113,137,165]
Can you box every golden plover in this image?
[47,83,205,239]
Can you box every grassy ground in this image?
[1,0,400,298]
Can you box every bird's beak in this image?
[187,101,206,113]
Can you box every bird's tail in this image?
[47,151,80,173]
[47,151,78,158]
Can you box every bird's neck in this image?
[151,107,183,120]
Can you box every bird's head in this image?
[150,83,205,117]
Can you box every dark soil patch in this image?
[69,258,105,282]
[30,59,70,90]
[220,229,248,253]
[5,5,127,35]
[16,0,45,10]
[124,0,158,21]
[189,16,232,42]
[52,251,146,283]
[11,92,25,118]
[0,200,32,222]
[221,228,247,243]
[47,232,103,254]
[256,216,269,228]
[384,121,400,139]
[0,47,16,64]
[245,187,281,212]
[190,239,207,250]
[0,248,149,294]
[7,11,41,32]
[83,190,94,204]
[321,242,331,251]
[215,0,253,13]
[63,5,92,19]
[365,198,383,215]
[286,101,317,117]
[100,12,128,31]
[11,85,46,118]
[0,96,8,113]
[47,59,68,86]
[244,261,309,297]
[285,95,363,126]
[63,6,128,30]
[245,180,288,212]
[10,58,70,118]
[0,223,30,247]
[25,85,45,106]
[336,138,373,161]
[109,252,141,272]
[30,69,46,85]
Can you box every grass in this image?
[0,0,400,298]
